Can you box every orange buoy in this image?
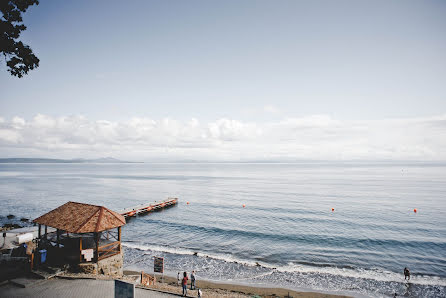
[242,204,246,208]
[331,208,335,212]
[414,208,417,213]
[187,201,190,205]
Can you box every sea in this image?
[0,162,445,297]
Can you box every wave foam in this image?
[122,242,446,287]
[122,242,258,266]
[274,263,446,287]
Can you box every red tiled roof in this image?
[33,201,125,233]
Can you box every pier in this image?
[118,198,178,218]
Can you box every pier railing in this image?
[119,197,178,218]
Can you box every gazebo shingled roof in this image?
[33,201,126,233]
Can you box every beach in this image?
[128,272,351,297]
[0,271,350,298]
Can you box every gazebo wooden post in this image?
[56,229,60,248]
[38,224,41,239]
[94,232,99,262]
[44,225,48,240]
[118,227,121,252]
[79,237,83,263]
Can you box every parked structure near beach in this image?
[33,201,126,275]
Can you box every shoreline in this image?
[124,270,352,298]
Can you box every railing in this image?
[141,271,156,286]
[98,241,120,261]
[119,198,178,218]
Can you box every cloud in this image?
[0,114,445,161]
[263,105,281,114]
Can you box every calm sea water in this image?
[0,163,445,297]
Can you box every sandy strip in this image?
[125,271,351,298]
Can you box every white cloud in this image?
[0,129,22,143]
[12,117,26,128]
[263,105,280,114]
[0,114,445,161]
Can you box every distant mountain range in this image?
[0,157,139,163]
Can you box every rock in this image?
[78,263,98,275]
[3,223,22,229]
[20,218,29,222]
[7,214,15,219]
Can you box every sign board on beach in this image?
[114,280,134,298]
[154,256,164,273]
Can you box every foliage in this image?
[0,0,39,77]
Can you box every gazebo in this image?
[33,201,126,275]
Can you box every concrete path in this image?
[0,278,176,298]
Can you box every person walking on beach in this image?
[190,270,196,290]
[182,271,188,296]
[404,267,410,280]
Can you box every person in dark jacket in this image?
[404,267,410,280]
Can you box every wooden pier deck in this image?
[118,198,178,218]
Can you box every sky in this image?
[0,0,445,161]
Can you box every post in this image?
[30,253,34,270]
[44,225,48,240]
[38,224,41,239]
[118,227,121,252]
[79,237,83,263]
[95,232,99,262]
[56,229,60,248]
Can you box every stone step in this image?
[31,267,63,279]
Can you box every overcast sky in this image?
[1,0,445,161]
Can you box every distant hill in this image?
[0,157,138,163]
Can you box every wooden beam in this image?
[44,225,48,240]
[118,227,122,252]
[38,224,41,239]
[94,207,105,233]
[79,237,83,263]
